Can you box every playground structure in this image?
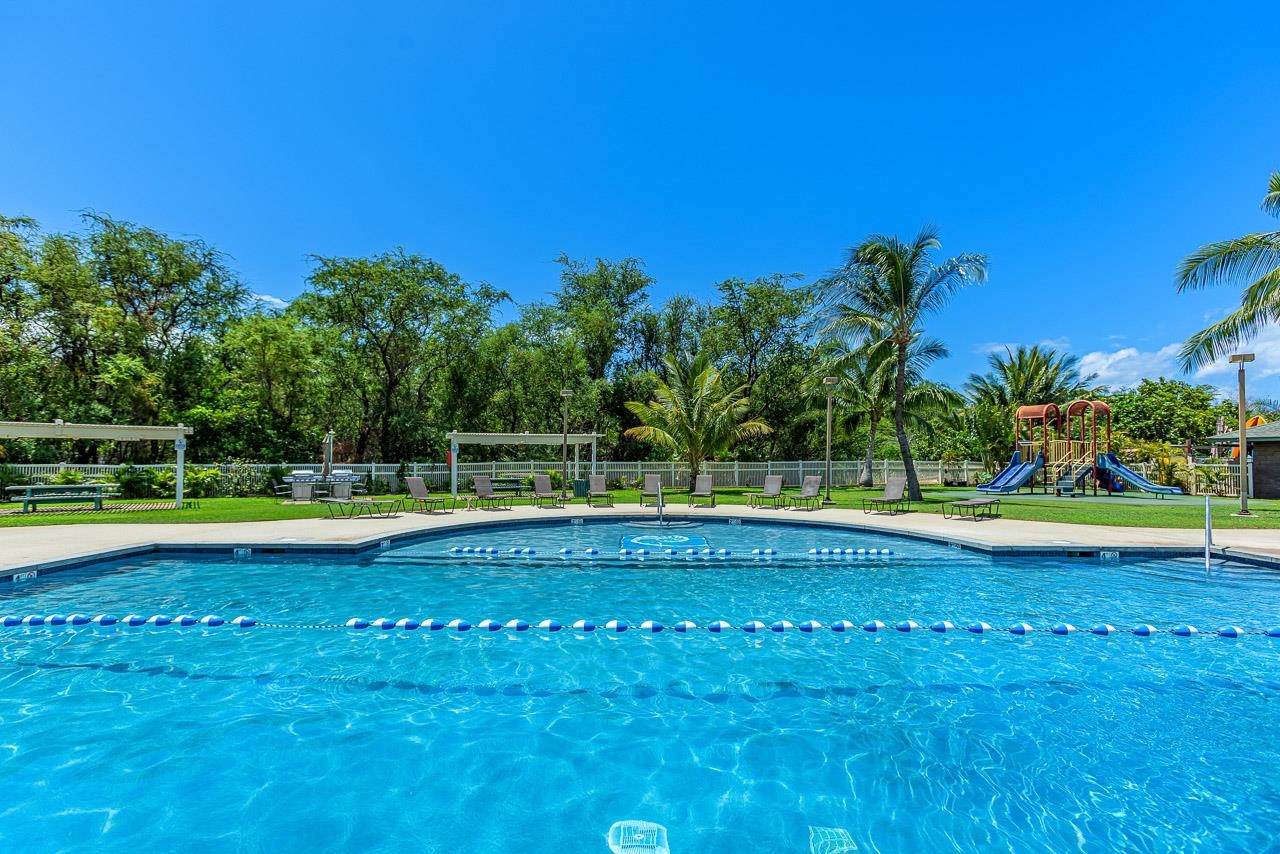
[977,400,1183,496]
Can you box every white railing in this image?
[6,458,1244,496]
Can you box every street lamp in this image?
[1230,353,1255,516]
[560,389,573,500]
[822,376,839,504]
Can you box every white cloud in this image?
[1078,344,1182,389]
[1192,323,1280,383]
[251,293,289,309]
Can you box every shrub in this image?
[51,468,86,485]
[112,464,158,499]
[220,459,269,497]
[0,464,27,501]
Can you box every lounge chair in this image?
[586,474,613,507]
[747,475,784,509]
[688,474,716,507]
[787,475,823,511]
[531,473,565,508]
[862,476,910,514]
[639,474,663,507]
[405,476,451,513]
[468,475,513,510]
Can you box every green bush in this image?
[220,459,269,497]
[0,464,27,502]
[112,464,158,499]
[51,468,86,485]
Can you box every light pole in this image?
[1230,353,1255,516]
[560,389,573,500]
[823,376,838,504]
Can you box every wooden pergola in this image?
[446,431,602,497]
[0,420,194,508]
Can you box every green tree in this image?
[552,254,652,380]
[1177,172,1280,370]
[821,336,957,485]
[1106,378,1232,444]
[965,345,1097,410]
[299,249,505,461]
[817,226,987,500]
[624,352,771,489]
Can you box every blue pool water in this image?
[3,518,1280,851]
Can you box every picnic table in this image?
[489,477,527,496]
[6,483,119,513]
[942,498,1001,521]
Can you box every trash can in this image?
[572,479,589,498]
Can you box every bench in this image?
[6,484,119,513]
[942,498,1000,520]
[321,498,403,518]
[489,477,527,496]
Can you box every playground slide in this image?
[977,452,1044,494]
[1098,452,1184,496]
[977,452,1021,492]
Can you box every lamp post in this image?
[1230,353,1255,516]
[560,389,573,500]
[822,376,838,504]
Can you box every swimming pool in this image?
[3,518,1278,850]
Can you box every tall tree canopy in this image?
[816,226,987,500]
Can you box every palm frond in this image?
[1174,232,1280,292]
[1263,172,1280,217]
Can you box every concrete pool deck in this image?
[3,503,1279,575]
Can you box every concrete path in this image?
[4,503,1279,574]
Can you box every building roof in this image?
[1206,422,1280,444]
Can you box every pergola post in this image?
[175,425,186,510]
[450,439,459,498]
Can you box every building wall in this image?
[1252,444,1280,499]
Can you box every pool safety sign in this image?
[620,533,710,550]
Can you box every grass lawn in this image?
[0,486,1274,529]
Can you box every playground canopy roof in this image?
[1207,422,1280,444]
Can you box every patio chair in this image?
[468,475,513,510]
[272,476,292,499]
[405,476,451,513]
[586,474,614,507]
[862,476,910,514]
[747,475,784,509]
[639,474,663,506]
[531,473,565,508]
[688,474,716,507]
[787,475,823,511]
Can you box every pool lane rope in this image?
[4,613,1279,639]
[446,546,893,558]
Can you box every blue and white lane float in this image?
[445,545,893,559]
[5,615,1279,639]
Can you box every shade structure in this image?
[445,431,603,496]
[0,420,193,508]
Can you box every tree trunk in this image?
[895,341,922,501]
[860,420,877,487]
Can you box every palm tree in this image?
[820,336,959,486]
[624,352,771,489]
[965,344,1097,409]
[1177,172,1280,371]
[817,226,987,500]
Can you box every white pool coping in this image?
[3,502,1279,577]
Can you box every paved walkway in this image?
[4,503,1279,573]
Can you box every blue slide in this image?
[977,451,1044,494]
[1097,453,1184,496]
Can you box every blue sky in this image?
[3,2,1278,397]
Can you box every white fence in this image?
[4,458,1248,496]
